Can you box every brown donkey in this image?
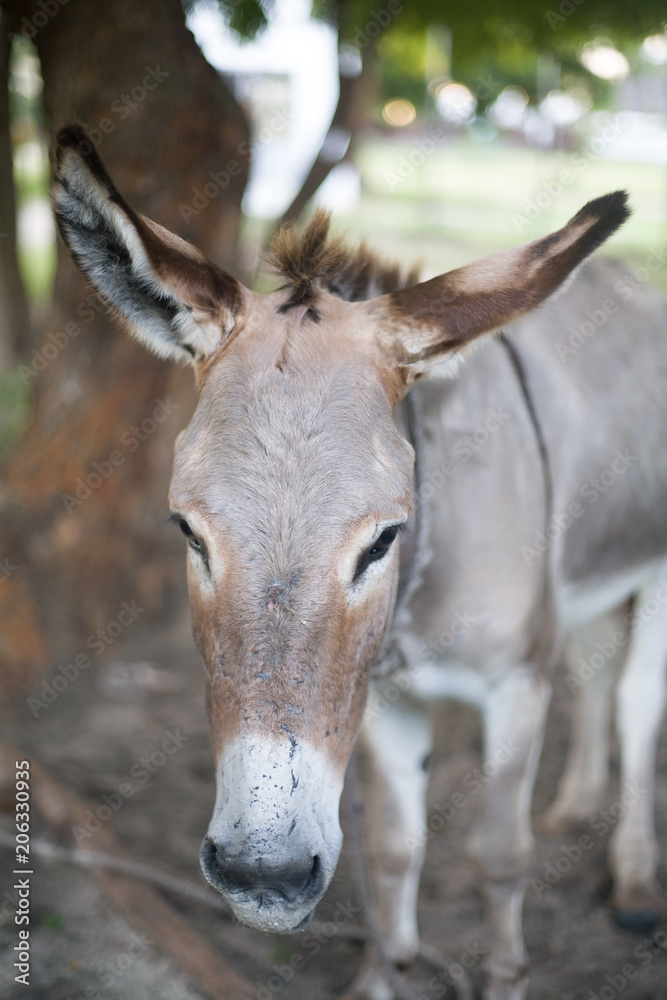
[53,124,667,1000]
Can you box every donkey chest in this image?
[393,624,522,709]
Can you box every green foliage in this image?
[339,0,666,58]
[376,27,428,109]
[203,0,665,115]
[183,0,273,40]
[205,0,665,51]
[360,0,664,109]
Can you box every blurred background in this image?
[1,2,667,998]
[3,0,667,471]
[6,0,667,306]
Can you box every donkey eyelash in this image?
[353,522,405,583]
[169,513,211,573]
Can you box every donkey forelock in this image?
[266,207,421,311]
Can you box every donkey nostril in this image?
[200,835,225,891]
[201,836,216,869]
[303,854,322,896]
[203,837,325,905]
[274,853,323,903]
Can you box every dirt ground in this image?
[2,595,667,1000]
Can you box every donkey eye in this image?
[353,525,400,583]
[370,526,400,558]
[178,518,209,569]
[178,517,194,538]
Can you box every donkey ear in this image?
[52,124,243,364]
[367,191,630,386]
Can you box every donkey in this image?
[52,124,667,1000]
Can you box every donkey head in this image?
[53,124,628,933]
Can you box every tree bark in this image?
[0,0,249,702]
[0,9,30,368]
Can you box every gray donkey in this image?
[53,123,667,1000]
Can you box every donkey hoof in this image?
[340,963,394,1000]
[613,908,660,935]
[613,885,663,934]
[542,800,596,835]
[541,809,578,835]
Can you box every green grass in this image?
[269,939,294,964]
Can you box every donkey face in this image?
[53,124,628,932]
[169,294,414,930]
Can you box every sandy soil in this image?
[1,599,667,1000]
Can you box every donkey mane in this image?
[267,208,421,311]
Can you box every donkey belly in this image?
[559,559,667,631]
[510,257,667,619]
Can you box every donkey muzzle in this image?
[200,835,328,930]
[203,734,344,931]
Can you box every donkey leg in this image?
[544,608,626,832]
[343,689,432,1000]
[610,577,667,929]
[469,667,551,1000]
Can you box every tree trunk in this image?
[0,0,249,702]
[0,10,30,368]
